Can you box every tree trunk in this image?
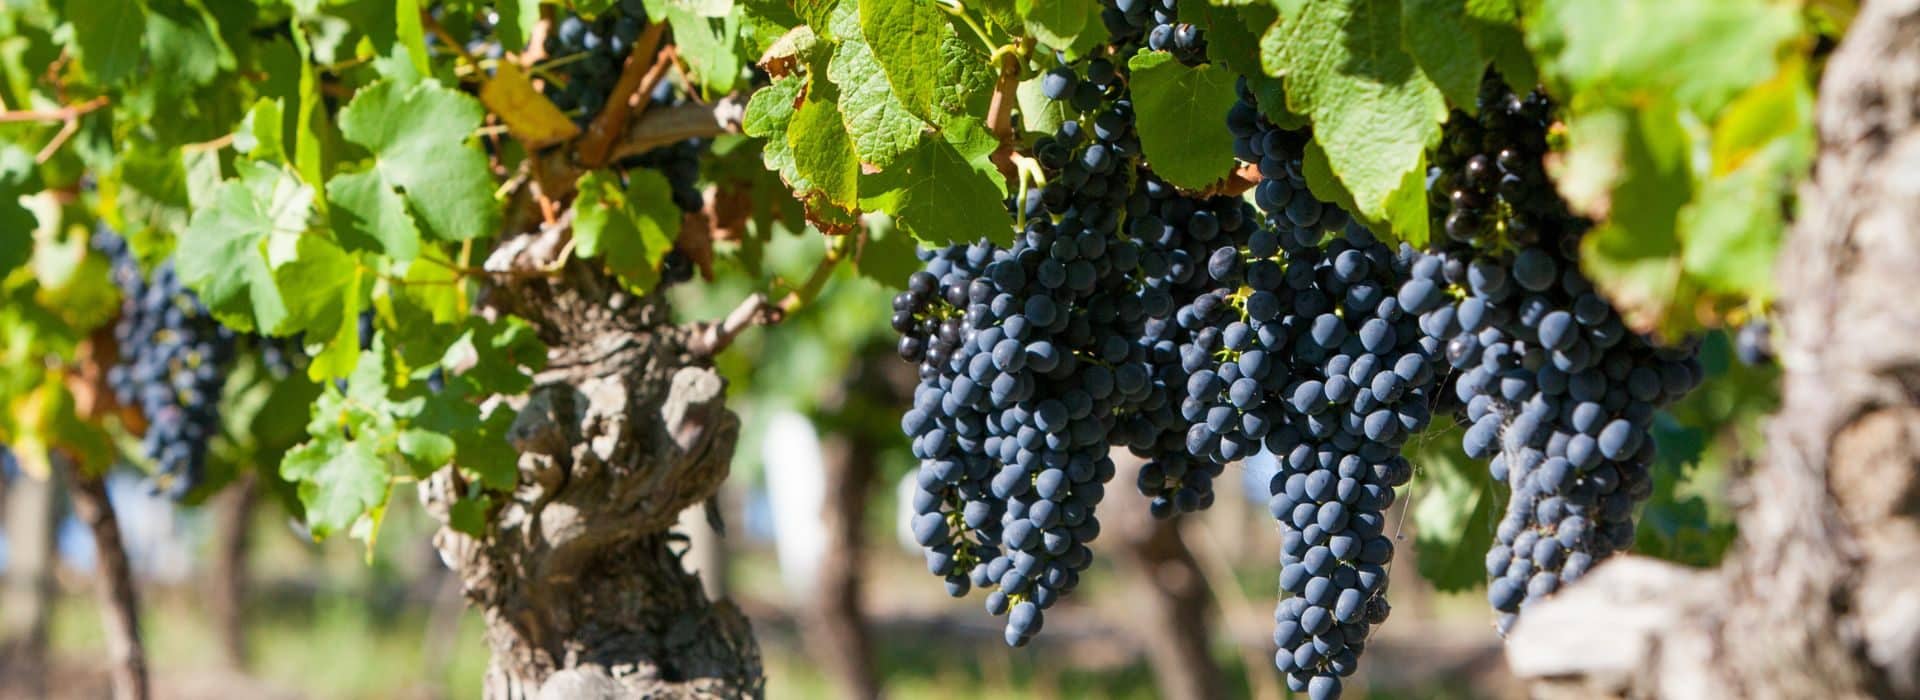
[208,473,258,669]
[1106,452,1224,700]
[804,434,880,700]
[423,261,761,699]
[1,464,62,698]
[66,464,150,700]
[1506,3,1920,696]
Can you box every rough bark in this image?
[1506,3,1920,697]
[66,464,150,700]
[805,434,880,700]
[1106,452,1224,700]
[423,258,761,699]
[1,464,61,698]
[208,473,258,669]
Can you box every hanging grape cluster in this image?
[96,229,237,498]
[1414,76,1704,634]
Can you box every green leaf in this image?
[1572,104,1692,334]
[573,170,679,292]
[0,146,38,275]
[787,94,861,213]
[742,75,805,186]
[1129,51,1240,190]
[1266,0,1446,243]
[667,6,743,93]
[827,35,927,166]
[448,493,492,536]
[336,80,502,242]
[270,233,362,350]
[283,431,388,540]
[455,404,520,490]
[1409,430,1497,593]
[394,0,432,75]
[1014,73,1076,138]
[858,0,995,126]
[861,118,1011,247]
[494,0,541,50]
[66,0,147,84]
[177,161,315,333]
[1020,0,1098,50]
[1402,0,1485,110]
[326,169,422,261]
[1528,0,1799,117]
[396,428,456,476]
[853,214,917,287]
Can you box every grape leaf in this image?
[336,79,501,242]
[479,62,581,149]
[1402,0,1485,110]
[1130,52,1240,190]
[394,0,431,75]
[285,417,389,540]
[787,94,862,214]
[448,494,492,536]
[1572,105,1693,335]
[828,34,927,167]
[668,6,743,94]
[177,160,315,334]
[861,118,1011,247]
[494,0,540,50]
[1014,74,1075,138]
[1409,428,1497,593]
[1020,0,1095,50]
[742,75,806,187]
[66,0,147,84]
[327,169,421,261]
[853,213,917,288]
[573,170,679,293]
[1266,0,1446,244]
[1528,0,1799,117]
[0,146,38,275]
[857,0,995,126]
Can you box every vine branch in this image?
[686,293,784,358]
[576,22,669,168]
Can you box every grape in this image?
[1226,82,1433,697]
[1413,74,1705,631]
[96,228,237,498]
[894,57,1146,647]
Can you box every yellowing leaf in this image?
[479,62,581,148]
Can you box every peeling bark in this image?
[1506,3,1920,696]
[425,259,762,699]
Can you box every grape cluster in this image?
[1416,77,1704,633]
[96,229,236,498]
[1427,80,1561,248]
[1102,0,1206,64]
[541,0,650,120]
[897,59,1151,646]
[1226,88,1436,699]
[1112,174,1260,517]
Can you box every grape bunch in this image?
[1427,79,1562,249]
[897,57,1152,646]
[1101,0,1206,64]
[1415,76,1704,633]
[1112,174,1262,517]
[1225,89,1436,699]
[541,0,650,120]
[96,229,237,498]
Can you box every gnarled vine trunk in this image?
[423,258,762,699]
[1506,2,1920,696]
